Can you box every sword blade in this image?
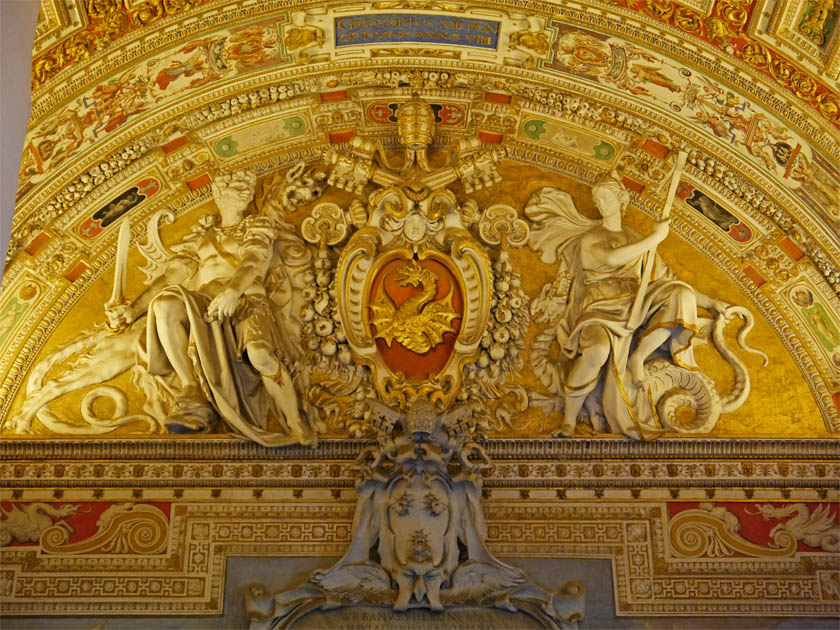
[108,217,131,306]
[659,150,687,221]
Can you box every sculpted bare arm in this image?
[586,223,670,269]
[206,219,276,321]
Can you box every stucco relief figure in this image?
[528,173,767,439]
[108,171,311,444]
[10,169,317,447]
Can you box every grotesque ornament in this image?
[245,399,586,628]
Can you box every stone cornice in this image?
[1,436,838,461]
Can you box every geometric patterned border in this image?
[2,501,837,617]
[486,503,840,617]
[2,439,838,495]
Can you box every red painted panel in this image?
[641,138,670,159]
[478,131,503,144]
[64,261,89,283]
[484,92,512,104]
[24,232,50,256]
[620,176,645,193]
[186,173,212,191]
[320,90,349,103]
[329,130,354,144]
[161,136,190,154]
[743,265,766,287]
[779,237,805,261]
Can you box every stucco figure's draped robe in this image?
[527,188,701,439]
[136,214,304,447]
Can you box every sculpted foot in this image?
[5,414,28,434]
[555,419,577,437]
[167,389,216,434]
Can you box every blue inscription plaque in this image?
[334,13,500,49]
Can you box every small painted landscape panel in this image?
[679,184,753,243]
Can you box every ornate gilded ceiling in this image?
[3,0,839,438]
[2,2,840,626]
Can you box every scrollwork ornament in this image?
[717,1,748,30]
[131,1,165,26]
[817,92,840,121]
[674,7,704,33]
[86,0,121,20]
[40,503,169,555]
[301,202,348,246]
[644,0,675,20]
[705,17,734,45]
[162,0,201,12]
[791,73,819,99]
[669,504,797,558]
[62,36,94,64]
[740,42,771,69]
[770,59,796,85]
[477,204,530,248]
[509,29,551,56]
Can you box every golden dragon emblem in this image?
[369,260,459,354]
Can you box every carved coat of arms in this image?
[334,182,492,409]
